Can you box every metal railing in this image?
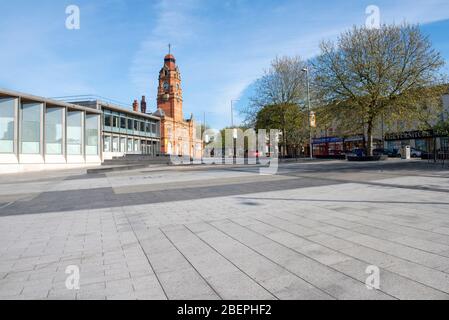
[50,94,132,110]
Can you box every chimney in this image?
[141,96,147,114]
[132,100,139,112]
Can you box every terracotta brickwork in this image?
[157,54,202,159]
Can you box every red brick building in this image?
[154,53,202,159]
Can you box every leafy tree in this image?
[255,104,308,157]
[313,24,445,155]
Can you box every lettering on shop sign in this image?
[385,130,434,141]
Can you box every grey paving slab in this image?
[160,225,276,300]
[1,160,449,300]
[210,220,392,300]
[186,222,334,300]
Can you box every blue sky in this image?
[0,0,448,129]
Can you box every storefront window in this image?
[0,98,16,153]
[45,107,63,155]
[134,139,139,152]
[21,102,42,154]
[127,139,133,152]
[415,139,429,152]
[67,111,82,155]
[85,114,99,155]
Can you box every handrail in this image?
[50,94,132,109]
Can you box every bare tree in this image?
[241,56,308,156]
[313,24,445,155]
[242,56,307,126]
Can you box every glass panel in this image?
[45,107,63,155]
[104,135,111,152]
[21,102,42,154]
[120,117,126,129]
[113,116,119,128]
[127,119,133,130]
[151,123,156,137]
[134,139,139,152]
[104,114,112,127]
[67,111,82,155]
[112,136,119,152]
[85,114,99,155]
[127,139,133,152]
[0,98,15,153]
[120,138,126,152]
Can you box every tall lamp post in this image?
[231,100,240,128]
[302,67,313,159]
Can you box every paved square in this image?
[1,160,449,300]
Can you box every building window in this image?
[120,117,126,129]
[127,138,133,152]
[67,111,82,155]
[85,114,99,155]
[45,107,63,155]
[120,137,126,152]
[134,120,139,131]
[104,135,111,152]
[113,116,119,128]
[127,118,133,131]
[0,98,16,153]
[104,114,112,127]
[112,136,119,152]
[134,139,139,152]
[140,121,145,133]
[21,102,42,154]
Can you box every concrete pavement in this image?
[1,159,449,300]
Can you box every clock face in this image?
[163,82,169,91]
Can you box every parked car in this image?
[346,148,366,157]
[373,148,400,157]
[410,148,423,158]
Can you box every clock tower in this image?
[157,53,183,121]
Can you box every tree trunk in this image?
[282,128,287,157]
[367,121,374,156]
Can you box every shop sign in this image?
[312,137,343,144]
[344,135,364,142]
[384,130,434,141]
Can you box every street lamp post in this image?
[302,67,313,160]
[231,100,240,128]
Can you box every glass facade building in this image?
[70,99,162,159]
[101,107,161,157]
[0,89,102,173]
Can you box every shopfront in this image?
[384,130,436,153]
[312,137,344,158]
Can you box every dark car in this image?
[346,148,366,157]
[373,148,400,157]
